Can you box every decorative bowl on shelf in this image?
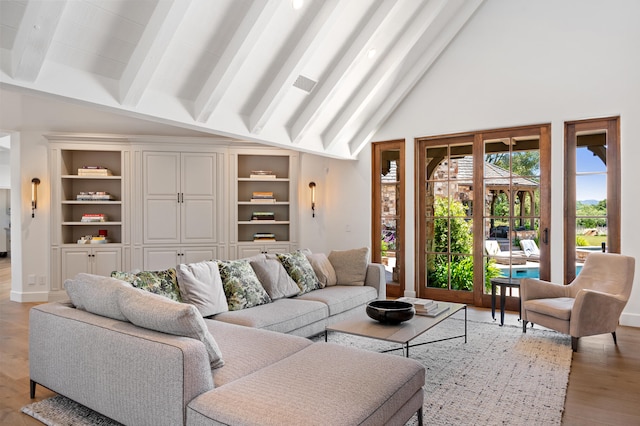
[366,300,415,324]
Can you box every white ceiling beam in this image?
[11,0,67,82]
[119,0,192,106]
[248,0,342,135]
[348,0,484,156]
[289,0,400,144]
[194,0,280,123]
[322,0,450,151]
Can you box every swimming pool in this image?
[499,265,583,279]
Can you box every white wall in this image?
[371,0,640,326]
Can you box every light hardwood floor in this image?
[1,257,639,425]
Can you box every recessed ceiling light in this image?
[367,48,377,59]
[292,0,304,10]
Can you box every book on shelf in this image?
[250,174,277,179]
[80,213,108,222]
[250,198,276,203]
[252,191,274,198]
[251,212,275,220]
[76,191,115,201]
[78,166,113,176]
[253,233,276,241]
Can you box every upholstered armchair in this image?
[521,252,635,351]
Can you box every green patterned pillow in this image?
[111,268,181,302]
[217,260,271,311]
[276,251,321,295]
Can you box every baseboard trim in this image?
[620,312,640,328]
[10,290,49,303]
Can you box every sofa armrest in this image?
[365,263,386,300]
[30,302,213,426]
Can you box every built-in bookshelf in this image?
[232,150,298,255]
[59,149,123,244]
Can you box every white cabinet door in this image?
[144,152,217,245]
[62,247,122,281]
[143,247,180,271]
[236,243,291,259]
[143,152,180,244]
[144,246,217,270]
[182,154,216,243]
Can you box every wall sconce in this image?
[308,182,316,218]
[31,178,40,218]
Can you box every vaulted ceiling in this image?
[0,0,482,159]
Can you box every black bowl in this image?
[366,300,415,324]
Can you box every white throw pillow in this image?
[117,286,224,369]
[328,247,370,286]
[64,273,132,321]
[176,260,229,317]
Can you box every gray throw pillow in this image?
[250,257,300,299]
[305,253,337,287]
[117,286,224,369]
[176,261,228,317]
[64,273,132,321]
[328,247,370,286]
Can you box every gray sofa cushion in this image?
[205,320,312,387]
[176,260,229,317]
[296,285,377,316]
[117,286,225,369]
[64,273,132,321]
[249,257,300,300]
[328,247,370,286]
[186,343,425,426]
[212,298,328,334]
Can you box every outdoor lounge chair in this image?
[519,239,540,262]
[484,240,527,265]
[521,252,635,351]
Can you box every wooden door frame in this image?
[415,124,551,308]
[371,140,405,298]
[564,116,620,284]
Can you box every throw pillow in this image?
[111,268,181,302]
[217,260,271,311]
[305,252,337,287]
[276,251,321,294]
[117,286,224,369]
[176,260,229,317]
[328,247,370,286]
[250,257,300,300]
[64,273,132,321]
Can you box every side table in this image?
[490,277,521,326]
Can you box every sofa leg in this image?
[417,406,423,426]
[30,380,36,399]
[522,320,528,333]
[612,331,617,345]
[571,337,578,352]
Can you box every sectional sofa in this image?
[29,250,426,425]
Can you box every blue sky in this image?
[576,147,606,201]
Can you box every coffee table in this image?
[325,302,466,357]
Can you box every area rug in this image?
[22,317,572,426]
